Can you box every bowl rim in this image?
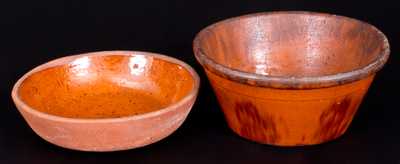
[193,11,390,89]
[11,50,200,123]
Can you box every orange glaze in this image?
[18,55,194,118]
[206,69,373,145]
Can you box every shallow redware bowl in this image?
[11,51,200,151]
[193,11,390,146]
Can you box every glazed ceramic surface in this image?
[12,51,200,151]
[193,11,389,146]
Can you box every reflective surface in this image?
[196,12,385,78]
[18,54,194,118]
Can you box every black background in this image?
[1,0,399,163]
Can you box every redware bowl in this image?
[193,11,390,146]
[12,51,200,151]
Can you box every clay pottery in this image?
[193,11,389,146]
[11,51,200,151]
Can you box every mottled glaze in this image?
[193,11,389,146]
[12,51,200,151]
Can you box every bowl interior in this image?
[17,54,195,118]
[196,13,386,77]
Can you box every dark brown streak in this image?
[315,96,354,142]
[234,101,279,143]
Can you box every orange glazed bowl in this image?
[11,51,200,151]
[193,11,390,146]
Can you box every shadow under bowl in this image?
[12,51,200,151]
[193,11,389,146]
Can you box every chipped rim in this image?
[11,51,200,123]
[193,11,390,89]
